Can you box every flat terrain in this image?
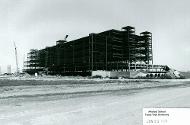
[0,78,190,125]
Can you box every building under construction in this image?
[24,26,169,77]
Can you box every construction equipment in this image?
[14,42,19,74]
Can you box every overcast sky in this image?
[0,0,190,73]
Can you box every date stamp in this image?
[143,108,190,125]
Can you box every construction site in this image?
[24,26,178,78]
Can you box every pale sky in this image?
[0,0,190,73]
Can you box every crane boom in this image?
[14,42,19,74]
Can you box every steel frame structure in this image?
[24,26,154,75]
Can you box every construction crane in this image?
[14,42,19,74]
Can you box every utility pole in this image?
[14,42,19,74]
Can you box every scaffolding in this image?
[24,26,157,75]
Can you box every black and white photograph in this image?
[0,0,190,125]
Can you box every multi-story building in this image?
[24,26,154,75]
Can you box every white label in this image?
[143,108,190,125]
